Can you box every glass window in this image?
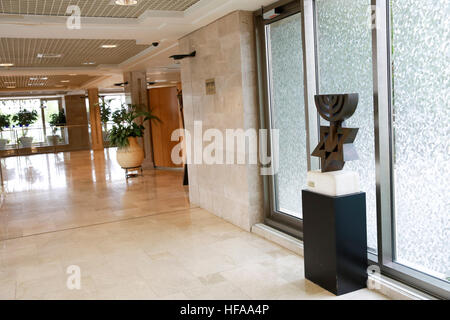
[266,13,308,219]
[105,94,126,112]
[0,98,45,144]
[43,99,61,133]
[100,94,127,135]
[316,0,378,252]
[391,0,450,282]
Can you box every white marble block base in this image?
[306,170,360,197]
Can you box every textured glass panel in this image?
[391,0,450,281]
[267,13,307,218]
[316,0,377,251]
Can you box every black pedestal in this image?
[302,190,368,296]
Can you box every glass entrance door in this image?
[256,1,309,238]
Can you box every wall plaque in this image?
[205,79,216,95]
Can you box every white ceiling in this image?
[0,0,275,93]
[0,0,201,18]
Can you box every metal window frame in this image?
[256,0,448,299]
[255,0,318,239]
[371,0,449,299]
[309,0,449,299]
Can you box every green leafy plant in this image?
[109,104,161,148]
[12,109,39,137]
[48,109,67,135]
[0,114,11,132]
[0,114,11,141]
[97,98,112,131]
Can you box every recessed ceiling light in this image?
[0,63,14,67]
[101,44,117,48]
[61,80,70,83]
[28,83,45,86]
[4,81,16,84]
[37,53,62,59]
[6,86,16,89]
[82,62,96,65]
[30,77,48,81]
[115,0,138,5]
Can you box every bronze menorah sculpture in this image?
[312,93,359,172]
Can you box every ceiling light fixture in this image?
[115,0,138,5]
[6,86,16,89]
[101,44,117,48]
[61,80,70,83]
[0,63,14,67]
[82,62,96,65]
[30,77,48,81]
[37,53,62,59]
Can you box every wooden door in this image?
[149,87,183,168]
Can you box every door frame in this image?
[254,0,319,239]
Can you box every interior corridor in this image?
[0,149,192,240]
[0,150,387,300]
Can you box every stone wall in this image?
[179,11,263,231]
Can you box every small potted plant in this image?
[98,98,112,142]
[0,113,11,150]
[47,109,66,146]
[12,109,39,148]
[109,104,160,168]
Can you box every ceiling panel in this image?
[0,0,200,18]
[0,38,151,67]
[0,74,101,90]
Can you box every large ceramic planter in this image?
[0,138,8,150]
[19,136,33,148]
[116,137,144,168]
[47,135,60,146]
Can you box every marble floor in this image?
[0,150,388,300]
[0,149,192,240]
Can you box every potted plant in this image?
[47,109,66,146]
[109,104,160,169]
[97,98,112,142]
[12,109,39,148]
[0,113,11,150]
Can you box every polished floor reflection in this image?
[0,150,388,300]
[0,149,192,240]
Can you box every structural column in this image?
[123,71,154,168]
[87,88,103,150]
[64,94,90,150]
